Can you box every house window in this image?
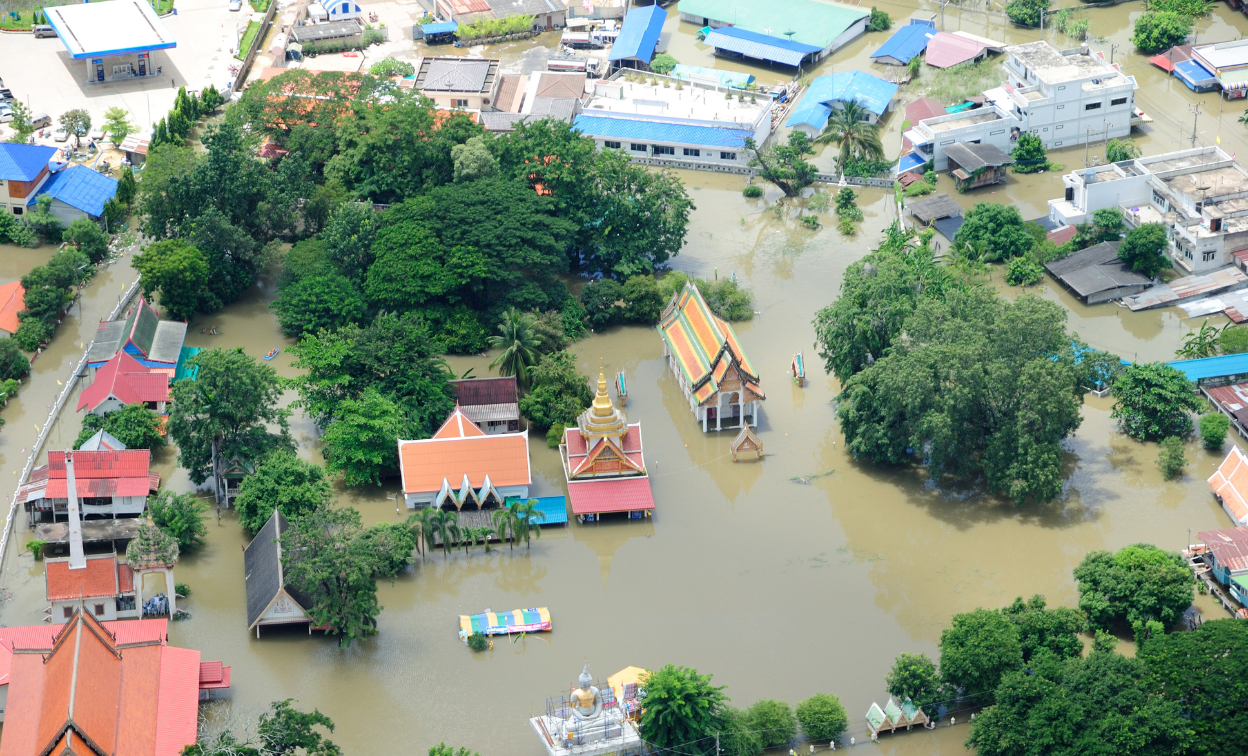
[1057,104,1065,109]
[452,99,468,107]
[1085,102,1102,110]
[630,143,646,152]
[1204,251,1216,262]
[1111,97,1128,106]
[720,152,736,160]
[12,207,22,215]
[1056,125,1063,130]
[652,145,675,156]
[990,129,1005,135]
[63,606,73,618]
[1152,189,1168,210]
[1055,141,1062,146]
[94,604,105,616]
[1058,85,1066,90]
[603,140,621,149]
[683,148,700,157]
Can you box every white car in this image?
[228,0,242,10]
[89,127,104,140]
[53,128,69,142]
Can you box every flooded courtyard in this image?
[3,1,1248,754]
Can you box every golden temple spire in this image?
[579,358,627,439]
[592,359,614,418]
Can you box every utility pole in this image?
[941,0,949,30]
[1085,125,1093,166]
[1110,43,1119,65]
[1190,102,1202,148]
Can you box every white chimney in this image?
[66,452,86,570]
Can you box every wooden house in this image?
[944,141,1014,192]
[659,283,764,432]
[84,297,187,379]
[19,449,158,522]
[449,376,520,433]
[244,510,315,637]
[398,406,531,509]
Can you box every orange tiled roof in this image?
[0,281,25,336]
[399,409,530,494]
[659,283,763,406]
[1209,446,1248,525]
[45,555,120,601]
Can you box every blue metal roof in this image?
[704,26,822,67]
[507,495,569,526]
[670,64,755,88]
[28,165,118,217]
[609,4,666,62]
[1175,59,1218,89]
[1167,353,1248,381]
[785,70,899,130]
[419,21,458,34]
[573,115,752,149]
[0,144,57,182]
[898,151,926,173]
[870,23,934,65]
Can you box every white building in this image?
[1047,146,1248,274]
[903,41,1142,172]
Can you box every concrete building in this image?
[43,0,176,84]
[415,57,501,111]
[678,0,868,65]
[1047,146,1248,274]
[0,143,57,217]
[398,406,531,509]
[573,71,773,167]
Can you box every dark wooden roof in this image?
[907,193,964,223]
[243,510,311,628]
[1044,241,1151,298]
[944,141,1014,172]
[449,376,518,407]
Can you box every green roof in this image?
[678,0,867,49]
[1233,574,1248,591]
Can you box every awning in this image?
[1222,69,1248,91]
[419,21,458,35]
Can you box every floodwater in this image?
[1,3,1247,754]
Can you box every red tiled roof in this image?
[0,281,25,336]
[567,477,655,515]
[154,646,201,756]
[1209,446,1248,526]
[1048,225,1078,246]
[117,562,135,593]
[0,620,167,691]
[45,555,120,601]
[77,351,169,412]
[400,409,530,494]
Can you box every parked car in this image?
[28,112,51,129]
[89,127,104,140]
[52,128,69,142]
[33,25,57,38]
[0,89,13,104]
[228,0,242,10]
[0,107,12,124]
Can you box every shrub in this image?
[1132,11,1193,54]
[650,53,678,75]
[904,179,934,197]
[838,218,856,235]
[746,699,796,748]
[467,632,489,651]
[1158,436,1187,479]
[1092,629,1118,653]
[175,582,191,597]
[800,215,821,229]
[368,57,415,77]
[742,184,763,198]
[1200,412,1230,451]
[867,6,892,32]
[796,693,849,742]
[26,539,47,560]
[1005,256,1044,286]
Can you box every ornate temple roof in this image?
[659,283,764,406]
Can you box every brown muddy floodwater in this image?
[3,3,1248,754]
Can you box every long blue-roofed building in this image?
[703,27,823,68]
[679,0,868,64]
[786,70,899,137]
[609,4,666,68]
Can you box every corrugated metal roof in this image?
[608,4,665,62]
[1169,353,1248,381]
[27,165,118,217]
[926,31,991,68]
[1175,59,1218,88]
[567,476,654,514]
[573,114,753,148]
[1197,525,1248,569]
[785,70,898,130]
[870,24,934,65]
[418,21,458,34]
[678,0,867,49]
[704,26,821,67]
[671,65,755,88]
[0,144,56,182]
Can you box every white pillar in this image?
[66,453,86,570]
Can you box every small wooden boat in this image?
[616,371,627,404]
[459,607,551,639]
[791,350,805,386]
[263,348,280,360]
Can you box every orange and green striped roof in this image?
[659,283,763,405]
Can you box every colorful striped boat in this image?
[458,607,551,639]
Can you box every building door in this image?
[138,53,147,76]
[94,59,104,82]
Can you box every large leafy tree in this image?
[323,202,379,285]
[745,132,816,197]
[1001,594,1083,662]
[966,648,1192,756]
[1117,222,1170,277]
[794,693,848,742]
[817,99,885,167]
[1073,544,1194,628]
[1010,133,1048,173]
[320,389,408,486]
[281,507,382,647]
[74,404,165,451]
[132,239,209,321]
[1109,362,1199,441]
[1139,619,1248,756]
[953,202,1034,261]
[1132,11,1193,54]
[885,653,942,716]
[356,521,416,579]
[836,288,1094,502]
[1005,0,1048,26]
[63,217,110,264]
[234,451,333,535]
[364,225,488,313]
[167,348,293,485]
[517,351,593,444]
[272,272,365,337]
[638,665,728,756]
[147,490,209,552]
[939,608,1023,699]
[184,699,340,756]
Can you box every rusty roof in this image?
[1197,526,1248,571]
[449,376,518,407]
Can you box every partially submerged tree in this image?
[147,490,209,552]
[1073,544,1194,628]
[234,452,333,536]
[745,133,816,197]
[1109,362,1199,441]
[817,99,884,169]
[637,665,728,755]
[74,404,165,451]
[939,608,1023,699]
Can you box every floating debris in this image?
[790,470,834,485]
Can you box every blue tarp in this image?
[703,26,822,67]
[785,70,899,131]
[870,23,934,65]
[1175,59,1218,92]
[573,114,753,149]
[419,21,458,35]
[1167,354,1248,381]
[609,4,666,62]
[670,64,755,88]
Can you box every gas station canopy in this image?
[43,0,176,60]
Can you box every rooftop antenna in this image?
[66,452,86,570]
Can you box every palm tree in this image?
[511,499,547,554]
[406,507,439,561]
[488,308,541,387]
[492,505,518,552]
[816,98,884,169]
[430,509,460,558]
[467,526,497,553]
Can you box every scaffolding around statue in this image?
[530,665,644,756]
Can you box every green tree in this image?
[1139,619,1248,756]
[580,151,693,277]
[1132,11,1193,54]
[115,165,138,208]
[357,521,415,579]
[1109,362,1199,441]
[953,203,1033,261]
[63,217,110,264]
[1073,544,1194,628]
[1218,325,1248,353]
[1010,133,1049,173]
[745,133,816,197]
[430,508,461,558]
[817,99,885,168]
[718,707,763,756]
[581,279,624,330]
[746,699,795,748]
[1179,320,1227,360]
[1001,594,1083,662]
[451,135,498,182]
[637,665,728,756]
[147,490,209,551]
[649,53,678,74]
[132,239,209,321]
[1117,222,1169,277]
[280,506,381,648]
[59,108,91,149]
[256,699,341,756]
[74,404,166,451]
[621,275,665,324]
[102,106,135,144]
[1158,435,1187,479]
[0,340,29,382]
[368,57,415,77]
[235,452,333,535]
[1106,137,1142,163]
[428,745,479,756]
[1005,256,1044,286]
[1200,411,1230,451]
[939,608,1023,698]
[531,310,570,354]
[488,308,542,386]
[518,351,593,443]
[885,653,942,716]
[867,6,891,31]
[795,693,848,742]
[1006,0,1049,27]
[272,273,365,337]
[323,202,379,285]
[508,498,545,552]
[1091,207,1126,242]
[966,646,1192,756]
[167,348,293,485]
[6,101,37,144]
[320,389,407,486]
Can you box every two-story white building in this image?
[1047,146,1248,274]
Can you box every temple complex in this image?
[659,282,764,432]
[530,664,643,756]
[560,364,655,522]
[398,405,531,510]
